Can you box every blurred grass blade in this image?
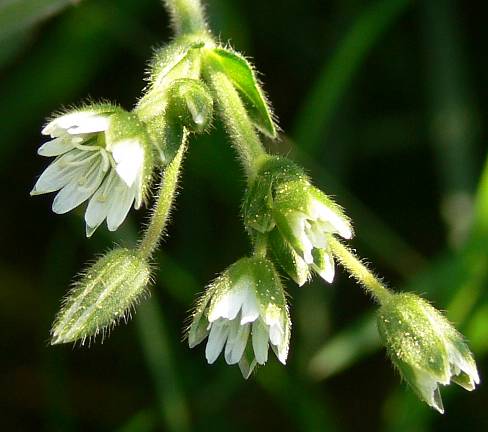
[422,0,478,247]
[293,0,410,153]
[308,313,380,380]
[0,0,79,42]
[136,297,191,432]
[118,409,157,432]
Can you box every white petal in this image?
[290,216,314,264]
[224,320,250,365]
[240,286,260,324]
[42,111,98,136]
[414,370,444,414]
[38,136,75,157]
[208,285,247,323]
[252,319,269,365]
[84,170,117,235]
[66,115,111,135]
[51,156,105,214]
[111,139,144,187]
[305,221,328,249]
[313,252,335,283]
[106,176,136,231]
[447,342,480,386]
[310,199,353,239]
[205,320,229,364]
[31,150,87,195]
[268,323,283,347]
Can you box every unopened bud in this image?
[167,78,213,132]
[377,293,479,413]
[51,248,151,345]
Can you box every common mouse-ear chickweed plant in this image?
[31,0,478,413]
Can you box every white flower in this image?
[31,107,152,236]
[188,257,290,378]
[273,179,353,284]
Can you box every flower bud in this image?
[166,78,213,133]
[188,256,290,378]
[51,248,151,345]
[377,293,479,413]
[31,104,154,237]
[243,156,352,285]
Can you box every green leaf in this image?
[207,47,276,138]
[0,0,77,42]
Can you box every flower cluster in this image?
[30,0,479,414]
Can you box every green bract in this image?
[51,248,151,345]
[204,47,276,138]
[377,293,480,413]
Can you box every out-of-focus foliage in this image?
[1,0,487,431]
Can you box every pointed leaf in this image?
[209,47,276,138]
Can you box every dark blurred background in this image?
[1,0,488,430]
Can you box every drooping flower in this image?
[377,292,480,413]
[188,256,290,378]
[243,156,353,286]
[31,105,154,236]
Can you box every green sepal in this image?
[243,156,307,233]
[149,36,207,89]
[206,47,276,138]
[377,293,450,383]
[269,228,310,286]
[51,248,151,345]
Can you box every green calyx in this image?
[51,248,151,345]
[243,156,307,233]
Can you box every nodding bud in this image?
[51,248,151,345]
[166,78,213,133]
[377,293,479,414]
[243,156,352,285]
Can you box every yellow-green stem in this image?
[138,138,187,259]
[329,237,392,304]
[163,0,208,35]
[253,232,268,258]
[204,66,267,180]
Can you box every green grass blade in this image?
[0,0,78,42]
[293,0,410,153]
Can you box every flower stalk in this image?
[204,65,267,179]
[138,137,187,259]
[328,237,392,304]
[163,0,208,35]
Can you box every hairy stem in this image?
[138,137,187,259]
[329,237,392,304]
[204,66,267,179]
[163,0,208,35]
